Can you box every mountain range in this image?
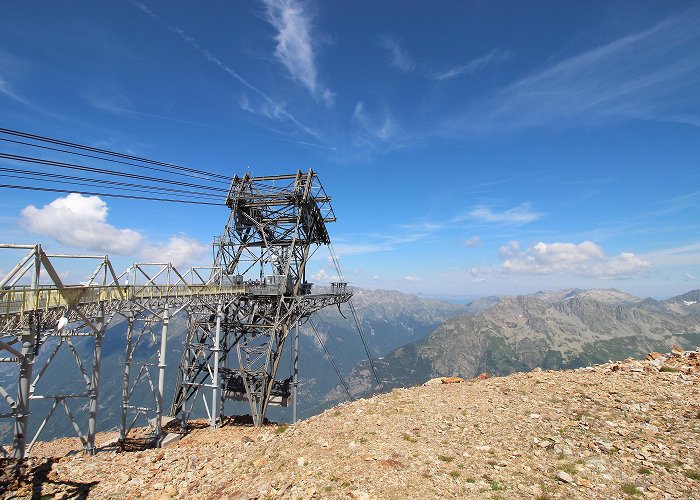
[329,288,700,400]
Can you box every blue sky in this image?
[1,0,699,299]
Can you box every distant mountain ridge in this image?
[532,287,641,305]
[329,288,700,400]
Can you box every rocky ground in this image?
[2,348,699,499]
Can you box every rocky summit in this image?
[2,349,700,499]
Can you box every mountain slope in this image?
[287,288,469,418]
[334,290,700,397]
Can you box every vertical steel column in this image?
[219,308,228,424]
[119,313,134,442]
[178,310,193,431]
[12,246,40,459]
[155,305,169,437]
[86,305,105,454]
[210,300,222,429]
[12,327,35,459]
[292,319,299,423]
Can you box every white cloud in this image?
[262,0,334,106]
[312,268,339,283]
[372,275,380,281]
[21,194,143,254]
[498,240,521,259]
[469,203,541,224]
[434,49,512,81]
[140,235,208,267]
[379,36,415,72]
[313,269,328,281]
[405,275,422,282]
[20,194,207,266]
[463,235,482,247]
[468,267,486,283]
[500,240,652,279]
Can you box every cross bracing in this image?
[171,170,351,428]
[0,168,362,460]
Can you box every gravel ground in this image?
[2,349,699,499]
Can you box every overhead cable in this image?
[0,136,228,184]
[0,152,229,193]
[0,184,221,205]
[327,241,383,389]
[309,320,353,401]
[0,127,231,181]
[0,167,222,199]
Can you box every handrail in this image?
[0,282,353,318]
[0,284,247,316]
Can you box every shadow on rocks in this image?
[0,457,98,499]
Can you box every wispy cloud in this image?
[93,103,334,150]
[379,38,508,81]
[434,49,512,81]
[262,0,334,106]
[463,235,482,248]
[351,101,405,153]
[239,93,285,120]
[449,6,700,133]
[332,243,393,256]
[0,48,42,110]
[665,114,700,128]
[0,76,30,106]
[332,229,431,257]
[468,203,542,224]
[379,36,415,73]
[640,241,700,266]
[353,102,396,140]
[131,0,319,138]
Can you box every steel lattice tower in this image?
[170,170,351,427]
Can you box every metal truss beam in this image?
[0,168,352,457]
[171,169,352,428]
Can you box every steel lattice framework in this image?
[170,170,351,427]
[0,169,351,458]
